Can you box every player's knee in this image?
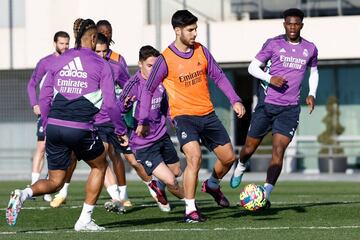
[95,158,108,173]
[52,179,66,192]
[186,160,201,172]
[186,155,202,171]
[165,178,179,190]
[272,144,286,159]
[170,164,182,177]
[226,152,236,163]
[218,151,236,167]
[174,168,182,178]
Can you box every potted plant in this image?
[317,96,347,173]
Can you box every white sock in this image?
[264,183,273,199]
[143,180,152,186]
[118,185,128,201]
[31,172,40,185]
[21,187,33,202]
[184,198,197,214]
[234,160,246,176]
[207,175,220,189]
[58,183,70,198]
[107,184,120,201]
[78,203,94,224]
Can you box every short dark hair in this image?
[96,20,112,30]
[96,20,114,45]
[96,33,109,47]
[171,10,198,29]
[283,8,305,21]
[139,45,160,61]
[53,31,70,42]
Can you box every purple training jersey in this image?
[255,35,318,105]
[105,49,131,88]
[27,53,58,107]
[138,42,241,124]
[94,49,130,125]
[119,70,168,150]
[39,47,126,135]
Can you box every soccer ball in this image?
[239,183,267,211]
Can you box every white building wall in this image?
[209,16,360,62]
[0,0,359,69]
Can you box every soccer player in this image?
[50,31,131,210]
[96,20,130,88]
[51,19,132,208]
[136,10,245,222]
[51,31,167,212]
[230,8,319,208]
[27,31,70,202]
[96,20,133,206]
[92,32,130,211]
[6,18,128,231]
[96,19,167,210]
[119,45,184,210]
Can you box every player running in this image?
[6,18,128,231]
[119,45,185,211]
[136,10,245,222]
[230,8,319,209]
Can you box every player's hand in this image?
[233,102,246,118]
[136,124,150,137]
[270,76,287,88]
[306,95,316,114]
[124,96,136,108]
[118,134,129,147]
[33,105,41,116]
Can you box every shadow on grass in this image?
[227,200,360,219]
[102,215,184,228]
[16,225,74,233]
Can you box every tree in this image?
[317,96,344,155]
[317,96,347,173]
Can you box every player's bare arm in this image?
[118,134,129,147]
[233,102,246,118]
[306,95,315,114]
[33,104,41,116]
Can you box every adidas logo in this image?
[59,57,88,79]
[279,48,286,53]
[289,128,295,136]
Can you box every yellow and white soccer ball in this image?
[239,183,267,211]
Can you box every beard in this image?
[56,47,65,55]
[179,35,195,47]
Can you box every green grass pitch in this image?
[1,180,360,240]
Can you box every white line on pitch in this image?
[0,203,159,211]
[1,225,360,235]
